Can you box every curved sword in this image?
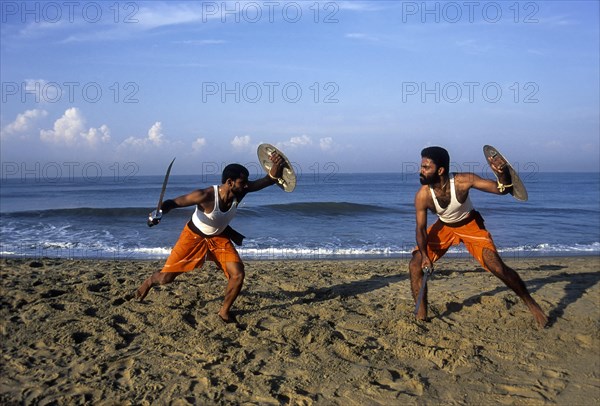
[148,157,175,227]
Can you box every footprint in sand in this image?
[40,289,67,298]
[86,282,110,293]
[71,332,92,344]
[371,367,426,396]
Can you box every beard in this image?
[232,187,246,200]
[419,173,439,185]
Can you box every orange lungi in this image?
[161,223,242,278]
[419,211,498,272]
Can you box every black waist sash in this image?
[186,220,245,246]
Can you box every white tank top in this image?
[191,185,238,235]
[430,175,473,224]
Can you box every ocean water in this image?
[1,172,598,261]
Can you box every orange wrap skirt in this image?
[420,211,498,272]
[161,224,242,278]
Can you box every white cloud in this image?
[135,3,207,29]
[83,125,111,146]
[10,2,383,44]
[147,122,164,145]
[319,137,334,151]
[1,109,48,139]
[291,135,313,146]
[59,3,222,43]
[39,108,110,147]
[279,135,313,149]
[120,122,165,149]
[19,1,390,44]
[192,137,207,152]
[231,135,251,150]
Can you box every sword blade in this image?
[414,270,429,316]
[156,158,176,212]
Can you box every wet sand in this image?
[1,256,599,405]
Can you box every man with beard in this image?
[409,146,548,328]
[135,154,284,324]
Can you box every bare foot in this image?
[415,303,428,321]
[526,301,548,328]
[532,308,549,329]
[135,279,152,301]
[218,311,237,324]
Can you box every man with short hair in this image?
[135,154,284,323]
[410,146,548,328]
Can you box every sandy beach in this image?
[1,256,599,405]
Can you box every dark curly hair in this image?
[421,146,450,174]
[221,164,250,184]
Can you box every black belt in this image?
[186,220,246,246]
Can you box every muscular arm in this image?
[459,154,513,195]
[149,188,212,226]
[414,186,433,268]
[246,152,285,193]
[456,171,511,196]
[246,175,277,193]
[161,188,212,214]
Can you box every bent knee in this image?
[482,248,502,265]
[409,252,422,268]
[227,263,245,279]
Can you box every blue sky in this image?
[1,0,598,178]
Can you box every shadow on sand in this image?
[435,264,600,327]
[250,262,599,329]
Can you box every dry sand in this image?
[1,256,599,405]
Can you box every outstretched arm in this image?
[462,156,513,196]
[161,189,212,213]
[148,189,212,226]
[471,155,512,195]
[466,172,512,196]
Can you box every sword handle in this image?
[147,210,162,227]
